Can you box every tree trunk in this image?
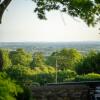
[0,0,12,24]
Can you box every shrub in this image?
[75,51,100,75]
[0,72,23,100]
[75,73,100,81]
[57,69,76,82]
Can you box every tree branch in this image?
[0,0,12,24]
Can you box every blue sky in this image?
[0,0,100,42]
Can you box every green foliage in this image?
[0,72,23,100]
[5,65,36,100]
[6,64,56,85]
[47,48,82,70]
[30,66,76,84]
[75,73,100,81]
[75,50,100,75]
[31,52,45,67]
[0,49,12,70]
[33,73,55,85]
[57,69,77,82]
[33,0,100,26]
[95,0,100,3]
[16,87,33,100]
[32,66,55,85]
[0,0,100,25]
[33,66,55,74]
[10,48,32,66]
[1,46,100,99]
[6,64,35,83]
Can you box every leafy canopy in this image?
[9,48,32,66]
[0,49,12,70]
[75,50,100,75]
[0,0,100,25]
[47,48,82,70]
[33,0,100,26]
[31,52,45,67]
[0,72,23,100]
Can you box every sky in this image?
[0,0,100,42]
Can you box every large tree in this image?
[75,50,100,75]
[0,0,100,25]
[46,48,82,70]
[31,52,45,67]
[9,48,32,66]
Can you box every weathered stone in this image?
[32,85,89,100]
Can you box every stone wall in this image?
[32,85,90,100]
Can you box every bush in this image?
[0,72,23,100]
[57,69,76,82]
[75,51,100,75]
[75,73,100,81]
[33,73,55,85]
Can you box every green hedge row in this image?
[75,73,100,81]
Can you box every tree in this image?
[0,0,100,25]
[75,50,100,75]
[10,48,32,66]
[0,49,12,70]
[47,48,82,70]
[31,52,45,67]
[57,69,76,82]
[6,64,35,83]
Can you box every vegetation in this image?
[57,69,77,82]
[31,52,45,67]
[75,73,100,81]
[0,0,100,25]
[0,72,23,100]
[10,48,32,66]
[75,50,100,75]
[0,48,100,99]
[0,49,12,70]
[46,48,82,70]
[0,0,100,99]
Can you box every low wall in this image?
[32,85,90,100]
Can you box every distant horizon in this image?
[0,40,100,43]
[0,40,100,56]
